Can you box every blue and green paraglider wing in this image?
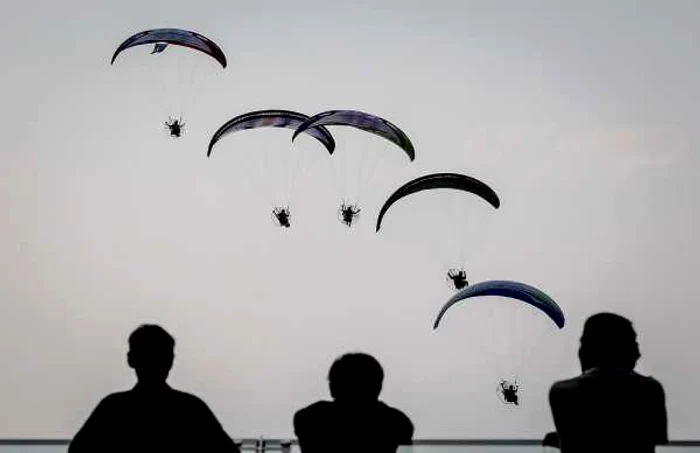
[433,280,565,330]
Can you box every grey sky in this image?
[1,0,698,440]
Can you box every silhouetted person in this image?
[69,324,240,453]
[294,353,413,453]
[549,313,668,453]
[542,431,560,448]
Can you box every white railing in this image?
[2,438,700,451]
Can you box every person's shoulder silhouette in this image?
[549,313,668,453]
[294,353,413,453]
[68,324,240,453]
[541,431,560,448]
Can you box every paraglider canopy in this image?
[207,110,336,157]
[206,110,336,227]
[433,280,565,330]
[111,28,227,68]
[292,110,415,162]
[375,172,501,232]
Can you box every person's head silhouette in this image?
[127,324,175,386]
[578,312,641,372]
[328,353,384,405]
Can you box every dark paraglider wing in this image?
[207,110,336,157]
[111,28,227,68]
[375,173,501,231]
[432,280,565,330]
[291,110,415,161]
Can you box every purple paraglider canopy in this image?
[111,28,227,68]
[292,110,415,161]
[208,110,335,157]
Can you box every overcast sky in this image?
[1,0,698,440]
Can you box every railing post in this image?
[255,436,267,452]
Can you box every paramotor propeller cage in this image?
[272,206,291,228]
[496,378,520,406]
[338,202,361,227]
[164,117,185,138]
[446,267,469,291]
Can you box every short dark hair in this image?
[579,312,640,371]
[328,353,384,402]
[128,324,175,354]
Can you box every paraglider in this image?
[111,28,227,136]
[498,379,520,405]
[376,173,501,232]
[292,110,415,227]
[111,28,227,68]
[272,207,291,228]
[432,280,565,330]
[208,110,336,228]
[338,202,361,227]
[164,117,185,138]
[376,173,500,286]
[207,110,335,157]
[446,268,469,290]
[292,110,415,161]
[434,280,564,405]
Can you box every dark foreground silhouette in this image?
[549,312,668,453]
[542,431,560,448]
[294,353,414,453]
[68,324,240,453]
